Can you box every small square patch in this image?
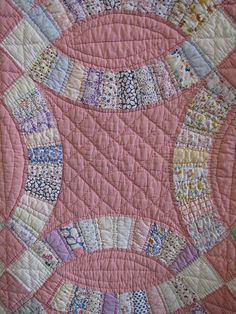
[206,236,236,282]
[0,271,29,311]
[0,228,25,266]
[9,249,50,292]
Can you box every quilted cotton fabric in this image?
[0,0,236,313]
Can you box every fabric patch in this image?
[28,5,60,41]
[192,10,236,66]
[118,292,134,313]
[82,69,103,106]
[166,47,198,88]
[1,19,49,70]
[29,45,58,83]
[134,66,159,105]
[60,223,85,250]
[180,257,223,299]
[45,229,74,262]
[45,54,70,93]
[9,249,51,292]
[25,164,62,203]
[187,210,225,252]
[79,219,101,253]
[14,298,46,314]
[144,223,169,257]
[152,60,177,98]
[158,280,183,313]
[0,272,30,311]
[117,70,140,109]
[8,216,37,246]
[51,282,75,312]
[99,71,118,108]
[0,228,25,267]
[132,290,150,314]
[32,240,59,269]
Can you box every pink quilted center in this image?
[55,250,172,292]
[53,11,186,70]
[40,86,196,236]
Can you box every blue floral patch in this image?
[28,144,63,164]
[15,90,49,121]
[69,288,88,314]
[144,223,169,256]
[60,223,86,250]
[187,210,226,252]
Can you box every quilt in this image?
[0,0,236,313]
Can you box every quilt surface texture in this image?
[1,0,236,313]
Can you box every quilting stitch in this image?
[0,0,236,313]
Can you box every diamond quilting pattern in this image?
[0,0,236,313]
[41,86,196,234]
[0,0,21,42]
[206,236,236,282]
[203,285,236,314]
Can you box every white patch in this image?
[180,257,223,299]
[1,19,48,70]
[192,10,236,66]
[0,303,6,314]
[0,262,5,277]
[228,278,236,297]
[79,219,101,252]
[158,280,183,313]
[64,63,86,101]
[13,203,47,234]
[3,75,35,110]
[97,216,114,249]
[9,249,50,292]
[117,217,133,249]
[118,292,134,314]
[50,282,75,312]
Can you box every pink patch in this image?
[0,0,21,42]
[221,0,236,24]
[35,272,63,305]
[146,285,166,313]
[131,219,151,252]
[56,250,172,292]
[210,106,236,228]
[53,11,185,70]
[0,271,29,311]
[39,86,197,236]
[206,236,236,282]
[0,228,25,266]
[0,101,27,223]
[0,48,22,95]
[203,285,236,314]
[218,48,236,89]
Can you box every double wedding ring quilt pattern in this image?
[0,0,236,313]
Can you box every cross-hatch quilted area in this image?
[0,0,236,313]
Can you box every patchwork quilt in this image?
[1,0,236,313]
